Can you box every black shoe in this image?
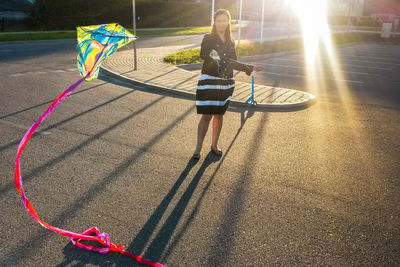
[210,146,222,156]
[192,152,200,159]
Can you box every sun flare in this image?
[286,0,350,102]
[287,0,330,63]
[286,0,363,157]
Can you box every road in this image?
[234,42,400,107]
[0,22,364,61]
[0,36,399,266]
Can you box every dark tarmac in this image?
[0,38,399,266]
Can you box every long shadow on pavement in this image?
[55,152,205,267]
[126,157,200,255]
[57,108,256,266]
[123,108,257,264]
[206,112,269,265]
[0,81,109,120]
[0,89,139,197]
[1,101,194,266]
[159,108,257,263]
[137,153,220,261]
[0,81,126,154]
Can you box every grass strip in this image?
[164,32,386,65]
[0,26,227,42]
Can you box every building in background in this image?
[365,0,400,23]
[0,0,32,31]
[327,0,365,17]
[0,0,32,20]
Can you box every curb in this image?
[100,66,316,110]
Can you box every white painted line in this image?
[339,50,397,57]
[0,119,51,135]
[291,54,400,65]
[259,71,364,84]
[343,48,390,53]
[342,45,392,51]
[10,71,50,77]
[10,73,24,77]
[271,58,393,71]
[50,69,66,73]
[333,58,400,66]
[10,71,49,77]
[337,53,400,62]
[247,61,376,76]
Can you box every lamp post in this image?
[238,0,242,45]
[211,0,215,25]
[132,0,137,71]
[347,0,353,32]
[260,0,265,43]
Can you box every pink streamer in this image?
[14,74,166,267]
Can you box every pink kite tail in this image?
[14,74,166,267]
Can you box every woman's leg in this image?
[194,114,213,154]
[211,114,223,150]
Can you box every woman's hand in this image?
[209,49,220,60]
[253,65,264,72]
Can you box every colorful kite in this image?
[14,23,166,267]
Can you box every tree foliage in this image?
[27,0,219,30]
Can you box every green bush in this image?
[164,48,201,65]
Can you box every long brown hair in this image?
[211,9,234,43]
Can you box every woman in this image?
[193,9,263,159]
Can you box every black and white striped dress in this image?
[195,34,253,114]
[196,74,235,115]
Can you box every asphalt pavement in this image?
[1,37,400,267]
[234,42,400,106]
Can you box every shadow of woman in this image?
[128,153,220,262]
[140,108,259,263]
[56,155,219,267]
[56,107,255,266]
[57,241,134,267]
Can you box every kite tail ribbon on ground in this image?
[14,23,166,267]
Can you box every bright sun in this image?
[287,0,330,62]
[286,0,361,162]
[286,0,354,121]
[288,0,328,23]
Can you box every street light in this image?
[347,0,353,32]
[238,0,242,45]
[260,0,265,44]
[132,0,137,71]
[211,0,215,25]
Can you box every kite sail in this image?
[77,23,133,81]
[14,23,166,267]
